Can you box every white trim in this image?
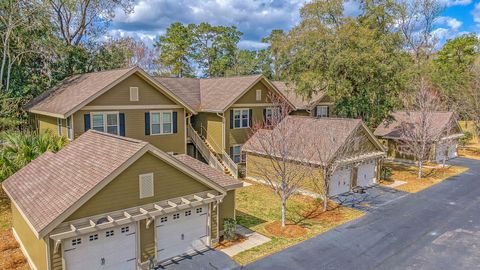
[29,109,65,119]
[150,110,173,135]
[12,227,39,270]
[81,104,183,110]
[66,115,73,140]
[130,87,139,101]
[231,103,274,108]
[232,108,250,129]
[90,111,120,135]
[317,102,334,105]
[56,118,62,136]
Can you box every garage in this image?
[63,223,137,270]
[448,143,457,159]
[329,167,352,196]
[156,205,209,262]
[357,160,377,187]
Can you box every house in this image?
[2,131,242,270]
[156,75,296,177]
[25,67,196,154]
[272,81,334,117]
[374,111,464,163]
[242,116,386,196]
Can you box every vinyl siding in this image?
[36,114,67,137]
[11,204,48,270]
[65,152,211,221]
[235,80,274,104]
[73,108,187,154]
[192,113,224,153]
[218,190,235,232]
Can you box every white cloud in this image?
[436,16,462,30]
[438,0,472,7]
[473,2,480,24]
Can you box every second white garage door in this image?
[329,167,352,196]
[357,160,376,187]
[155,205,209,262]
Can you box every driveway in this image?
[242,158,480,270]
[157,248,238,270]
[333,185,409,212]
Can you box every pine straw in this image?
[265,221,307,238]
[459,144,480,160]
[381,163,468,193]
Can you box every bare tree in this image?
[246,94,316,227]
[399,77,442,178]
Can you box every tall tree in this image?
[226,49,261,76]
[260,29,288,80]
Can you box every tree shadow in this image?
[235,210,267,228]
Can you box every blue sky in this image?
[109,0,480,50]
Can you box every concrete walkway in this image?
[221,225,270,257]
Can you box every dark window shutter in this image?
[145,112,150,135]
[263,108,267,122]
[230,147,233,158]
[172,111,178,133]
[313,106,318,118]
[230,110,234,129]
[327,106,330,117]
[249,109,253,127]
[119,113,125,136]
[84,114,91,131]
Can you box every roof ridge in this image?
[199,74,263,80]
[286,115,361,122]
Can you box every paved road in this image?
[243,158,480,270]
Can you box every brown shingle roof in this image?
[26,67,136,117]
[243,116,365,164]
[272,81,326,110]
[374,111,456,140]
[2,131,240,237]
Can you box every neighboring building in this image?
[25,67,196,154]
[374,111,464,163]
[272,81,334,117]
[243,116,386,196]
[2,131,242,270]
[156,75,296,177]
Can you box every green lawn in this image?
[232,182,364,265]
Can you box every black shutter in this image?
[84,114,91,131]
[263,108,267,122]
[172,111,178,133]
[230,110,234,129]
[249,109,253,127]
[327,106,330,117]
[145,112,150,135]
[313,106,318,118]
[229,147,233,158]
[119,113,125,136]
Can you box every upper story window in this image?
[56,118,62,136]
[316,106,329,118]
[256,89,262,101]
[233,109,250,129]
[130,87,139,101]
[66,116,73,140]
[91,112,119,135]
[265,107,280,126]
[231,145,245,163]
[150,111,173,135]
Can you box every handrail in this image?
[187,125,225,172]
[198,125,238,177]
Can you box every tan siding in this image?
[139,219,155,262]
[224,107,264,152]
[192,113,223,153]
[290,110,310,116]
[218,190,235,232]
[73,109,186,154]
[66,152,211,221]
[87,73,177,106]
[235,81,275,104]
[36,114,67,136]
[12,204,48,270]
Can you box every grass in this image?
[232,182,364,265]
[0,187,28,270]
[458,143,480,160]
[380,163,468,193]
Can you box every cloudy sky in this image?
[109,0,480,49]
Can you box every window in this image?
[173,213,180,220]
[71,238,81,246]
[56,118,62,136]
[233,109,250,129]
[139,173,154,199]
[121,226,129,233]
[316,106,329,118]
[160,216,168,223]
[106,230,114,237]
[89,234,98,241]
[265,107,280,125]
[66,116,73,140]
[196,208,203,214]
[91,112,119,135]
[185,210,191,216]
[256,89,262,101]
[150,111,173,135]
[130,87,139,101]
[231,145,243,163]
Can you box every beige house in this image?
[374,111,464,163]
[2,131,242,270]
[243,116,386,196]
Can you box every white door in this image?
[436,144,446,163]
[357,160,376,187]
[329,167,352,196]
[63,223,137,270]
[155,205,209,262]
[448,143,457,159]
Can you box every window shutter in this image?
[84,114,91,131]
[313,106,318,118]
[230,110,234,129]
[119,113,125,136]
[172,111,178,133]
[139,173,154,199]
[145,112,150,135]
[327,106,330,117]
[229,147,233,158]
[249,109,253,127]
[263,108,267,122]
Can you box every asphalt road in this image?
[243,158,480,270]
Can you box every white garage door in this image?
[357,160,376,187]
[329,167,352,196]
[63,223,137,270]
[155,205,208,262]
[436,144,446,163]
[448,143,457,159]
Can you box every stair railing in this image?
[187,124,225,172]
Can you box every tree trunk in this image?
[323,194,328,212]
[281,198,286,227]
[418,160,423,178]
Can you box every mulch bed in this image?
[265,221,307,238]
[214,233,247,249]
[0,230,27,270]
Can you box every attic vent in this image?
[256,89,262,101]
[139,173,154,199]
[130,87,139,101]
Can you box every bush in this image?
[223,218,237,241]
[459,131,473,146]
[380,166,392,181]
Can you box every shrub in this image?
[380,166,393,181]
[459,131,473,146]
[223,218,237,241]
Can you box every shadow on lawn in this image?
[235,210,267,228]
